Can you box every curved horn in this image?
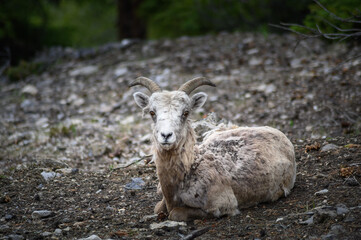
[129,77,161,93]
[178,77,216,95]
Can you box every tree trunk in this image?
[116,0,146,39]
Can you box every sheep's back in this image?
[196,126,296,207]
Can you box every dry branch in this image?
[270,0,361,42]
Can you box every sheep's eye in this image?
[183,111,189,118]
[150,111,156,117]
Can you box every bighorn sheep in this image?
[130,77,296,221]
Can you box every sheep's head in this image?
[130,77,215,151]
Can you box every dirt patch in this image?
[1,137,360,239]
[0,32,360,239]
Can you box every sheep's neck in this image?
[154,124,196,209]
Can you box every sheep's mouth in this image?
[160,142,174,150]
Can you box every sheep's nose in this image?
[161,132,173,141]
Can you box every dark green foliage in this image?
[5,60,46,81]
[1,0,360,67]
[303,0,361,34]
[138,0,313,39]
[0,0,117,65]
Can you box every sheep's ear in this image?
[191,92,207,110]
[133,92,149,108]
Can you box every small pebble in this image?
[315,189,328,196]
[32,210,53,219]
[5,214,14,220]
[7,234,24,240]
[345,177,360,186]
[54,228,62,236]
[41,232,52,237]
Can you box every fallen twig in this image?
[181,226,211,240]
[270,0,361,42]
[115,154,153,169]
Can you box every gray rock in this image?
[344,215,356,223]
[69,65,98,76]
[299,216,314,225]
[31,210,53,219]
[90,143,109,157]
[62,217,71,223]
[314,206,337,223]
[20,99,37,112]
[35,117,49,128]
[330,224,346,235]
[150,220,187,230]
[77,235,102,240]
[321,144,338,152]
[125,177,145,190]
[41,232,52,237]
[7,234,24,240]
[105,206,115,212]
[0,224,9,233]
[41,171,61,181]
[321,224,346,240]
[345,177,360,186]
[54,228,62,236]
[142,214,158,222]
[114,67,128,77]
[5,214,14,220]
[21,85,38,95]
[315,189,329,196]
[336,204,349,215]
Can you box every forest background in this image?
[1,0,360,67]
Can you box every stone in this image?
[5,214,14,221]
[21,85,38,95]
[314,206,337,223]
[114,67,128,77]
[0,224,9,233]
[321,144,338,152]
[41,232,52,237]
[105,206,115,212]
[90,143,109,157]
[336,204,349,215]
[125,177,145,190]
[69,66,98,76]
[31,210,53,219]
[7,234,24,240]
[249,57,262,66]
[98,103,113,114]
[54,228,62,236]
[20,99,37,112]
[314,189,329,196]
[321,224,346,240]
[150,220,187,230]
[299,216,314,225]
[77,235,102,240]
[41,171,61,181]
[142,214,158,222]
[35,117,49,128]
[255,83,276,94]
[345,177,360,186]
[329,224,346,234]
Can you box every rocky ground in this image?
[0,32,360,239]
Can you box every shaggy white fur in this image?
[132,81,296,221]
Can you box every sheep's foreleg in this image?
[154,197,167,214]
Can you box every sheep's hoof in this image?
[169,207,190,222]
[154,199,167,214]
